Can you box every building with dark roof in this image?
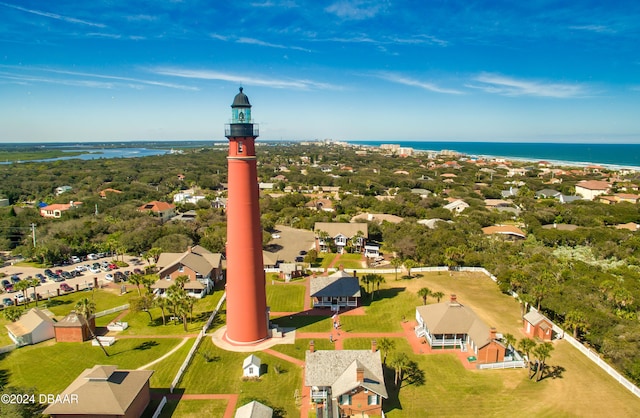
[310,269,361,310]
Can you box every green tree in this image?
[75,297,108,357]
[390,257,403,281]
[128,273,144,296]
[432,291,445,303]
[533,342,554,382]
[155,296,168,326]
[564,310,588,339]
[378,338,396,366]
[14,280,31,307]
[389,352,409,387]
[3,305,23,322]
[417,287,431,305]
[403,258,417,278]
[130,294,154,321]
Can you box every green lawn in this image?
[156,399,228,418]
[270,338,334,360]
[271,314,333,332]
[178,338,301,417]
[318,253,337,268]
[149,337,197,389]
[0,338,182,394]
[40,288,131,317]
[335,253,365,269]
[266,282,306,312]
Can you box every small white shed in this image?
[243,354,262,378]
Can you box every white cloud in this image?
[325,0,385,20]
[150,67,339,90]
[375,72,464,95]
[0,2,106,28]
[236,37,310,52]
[467,73,589,98]
[569,25,616,34]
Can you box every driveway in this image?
[265,225,315,263]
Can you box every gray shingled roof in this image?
[235,401,273,418]
[305,350,387,399]
[310,270,361,298]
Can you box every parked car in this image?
[71,256,81,264]
[61,271,72,279]
[15,293,26,304]
[75,265,87,272]
[10,275,20,283]
[89,266,101,274]
[87,253,98,260]
[1,279,11,291]
[108,263,118,270]
[53,275,64,283]
[272,234,281,239]
[114,271,125,282]
[133,268,143,275]
[2,297,13,306]
[60,283,73,292]
[105,273,114,282]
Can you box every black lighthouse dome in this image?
[232,87,251,108]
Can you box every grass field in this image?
[149,337,197,389]
[177,337,302,417]
[334,253,365,269]
[156,399,228,418]
[270,338,335,360]
[266,282,306,312]
[0,337,182,394]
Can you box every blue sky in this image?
[1,1,639,143]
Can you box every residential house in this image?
[173,191,206,205]
[443,199,469,214]
[99,188,122,198]
[55,185,72,195]
[535,189,561,199]
[305,198,335,212]
[523,310,553,342]
[235,401,273,418]
[615,222,640,232]
[243,354,262,378]
[40,201,83,218]
[501,187,519,199]
[314,222,368,254]
[263,251,279,269]
[575,180,610,200]
[482,225,526,240]
[305,342,387,418]
[417,218,452,229]
[54,311,95,342]
[415,295,506,364]
[137,200,176,221]
[5,308,55,346]
[363,245,380,258]
[279,263,304,281]
[43,365,153,418]
[310,269,361,311]
[350,213,404,224]
[153,245,223,298]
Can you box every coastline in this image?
[346,140,640,172]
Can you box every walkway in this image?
[137,337,191,370]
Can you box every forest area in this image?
[1,141,640,385]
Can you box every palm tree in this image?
[366,274,385,299]
[378,338,396,366]
[128,273,144,296]
[432,291,445,303]
[14,280,31,306]
[403,259,417,278]
[564,310,588,339]
[75,297,108,357]
[389,352,409,386]
[390,257,403,281]
[360,275,371,294]
[417,287,431,305]
[147,247,163,264]
[155,296,168,325]
[533,342,554,382]
[175,274,189,289]
[503,333,517,354]
[517,337,537,361]
[29,278,40,307]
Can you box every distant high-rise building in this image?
[224,88,269,344]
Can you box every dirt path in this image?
[136,337,191,370]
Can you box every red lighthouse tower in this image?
[224,87,269,344]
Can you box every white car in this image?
[87,253,99,260]
[105,273,114,282]
[71,256,81,264]
[89,266,101,274]
[15,293,26,304]
[75,265,87,272]
[272,234,281,239]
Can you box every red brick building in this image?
[523,310,553,341]
[54,312,95,342]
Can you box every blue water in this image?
[347,141,640,169]
[1,147,169,164]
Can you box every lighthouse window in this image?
[238,142,244,153]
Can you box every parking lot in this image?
[0,254,147,306]
[265,225,316,263]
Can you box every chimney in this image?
[489,327,497,340]
[356,367,364,383]
[450,294,457,304]
[309,340,315,353]
[371,340,377,353]
[339,264,344,271]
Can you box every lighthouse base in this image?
[211,326,296,352]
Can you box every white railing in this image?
[152,396,167,418]
[0,344,17,354]
[313,301,358,308]
[478,360,526,370]
[311,390,328,400]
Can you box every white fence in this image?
[169,292,226,393]
[478,360,526,370]
[151,396,167,418]
[0,344,17,354]
[95,304,130,318]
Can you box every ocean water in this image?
[347,141,640,169]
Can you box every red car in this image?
[108,263,118,270]
[60,283,73,292]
